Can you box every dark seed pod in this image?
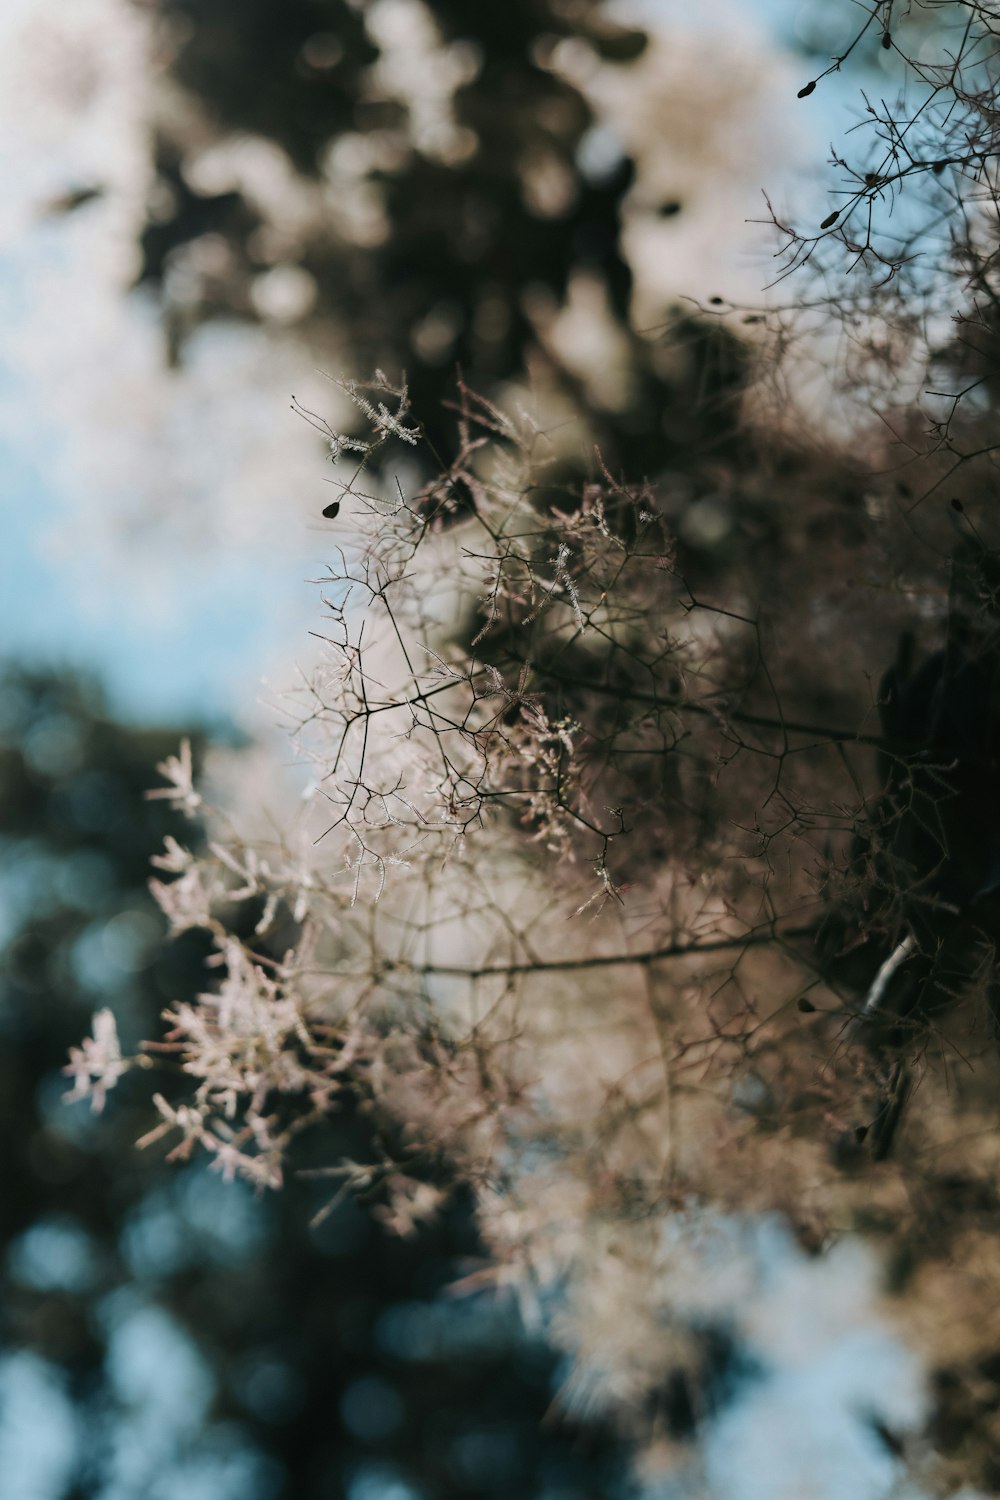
[797,997,816,1013]
[881,29,891,49]
[797,80,817,99]
[820,210,840,229]
[322,499,341,519]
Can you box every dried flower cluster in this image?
[61,351,1000,1500]
[66,8,1000,1484]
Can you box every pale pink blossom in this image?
[165,940,314,1118]
[149,866,214,933]
[150,835,194,874]
[146,738,201,816]
[64,1009,129,1113]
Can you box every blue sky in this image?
[0,0,876,731]
[1,410,320,730]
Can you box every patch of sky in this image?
[20,708,87,777]
[7,1214,103,1295]
[630,1211,938,1500]
[576,123,628,186]
[346,1462,424,1500]
[121,1159,274,1282]
[0,839,113,951]
[0,1351,80,1500]
[0,447,298,726]
[99,1293,215,1429]
[701,1352,925,1500]
[70,907,163,998]
[0,334,318,729]
[616,0,958,294]
[99,1426,283,1500]
[88,1292,282,1500]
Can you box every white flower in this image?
[64,1009,128,1113]
[150,866,214,933]
[165,940,313,1117]
[137,1094,208,1160]
[146,738,201,816]
[150,835,194,874]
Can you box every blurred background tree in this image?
[135,0,748,475]
[0,667,632,1498]
[10,0,1000,1496]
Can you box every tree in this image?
[136,0,747,474]
[68,0,1000,1492]
[0,666,631,1499]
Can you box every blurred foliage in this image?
[137,0,748,474]
[0,666,632,1498]
[96,2,1000,1489]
